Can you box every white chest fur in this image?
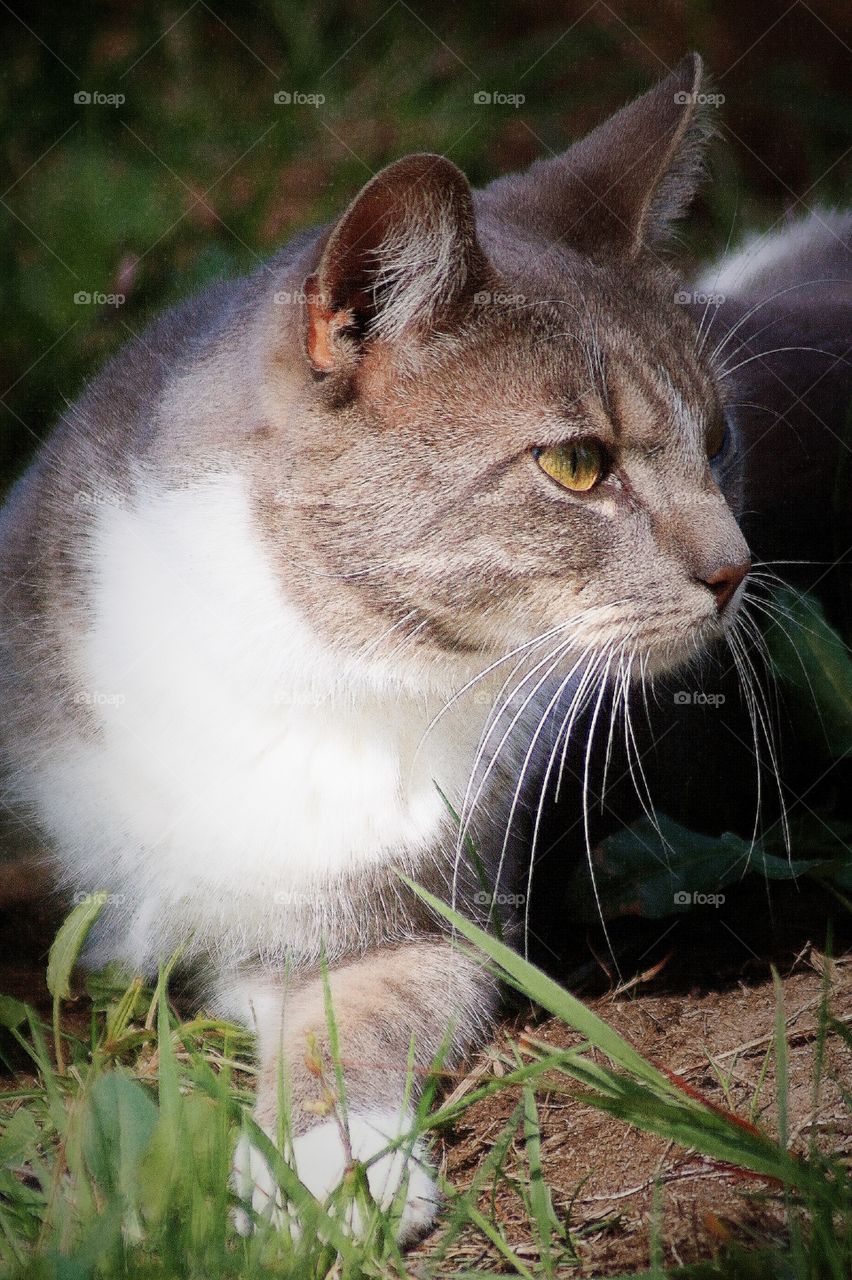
[33,472,487,972]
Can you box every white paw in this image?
[232,1107,439,1245]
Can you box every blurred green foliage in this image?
[1,0,850,486]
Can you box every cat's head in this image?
[266,53,750,689]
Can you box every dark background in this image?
[1,1,850,962]
[1,0,850,493]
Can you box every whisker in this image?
[521,645,609,958]
[708,277,846,367]
[580,646,622,981]
[717,344,849,382]
[450,631,582,925]
[730,613,791,859]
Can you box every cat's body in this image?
[1,54,848,1240]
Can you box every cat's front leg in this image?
[230,939,499,1244]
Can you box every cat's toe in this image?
[231,1130,286,1234]
[232,1108,439,1244]
[294,1109,439,1244]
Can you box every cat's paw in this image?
[232,1108,439,1245]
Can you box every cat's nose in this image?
[699,561,751,613]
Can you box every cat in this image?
[0,51,846,1243]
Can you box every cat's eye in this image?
[533,439,607,492]
[707,415,728,460]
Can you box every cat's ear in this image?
[484,53,712,257]
[303,154,492,373]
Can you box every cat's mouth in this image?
[533,592,746,686]
[626,590,746,680]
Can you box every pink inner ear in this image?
[306,298,353,374]
[300,154,493,369]
[304,272,352,373]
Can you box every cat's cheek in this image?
[232,1109,439,1244]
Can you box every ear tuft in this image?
[304,154,491,372]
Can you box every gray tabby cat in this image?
[0,53,840,1240]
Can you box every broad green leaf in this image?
[0,996,29,1030]
[0,1108,39,1164]
[82,1071,158,1207]
[766,588,852,758]
[404,878,823,1200]
[565,815,823,921]
[46,896,106,1000]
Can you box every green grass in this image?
[2,7,851,1276]
[1,894,850,1279]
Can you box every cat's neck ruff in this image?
[40,470,491,971]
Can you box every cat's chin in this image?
[636,612,737,681]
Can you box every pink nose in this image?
[700,561,750,613]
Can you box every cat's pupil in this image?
[534,439,605,492]
[707,415,727,459]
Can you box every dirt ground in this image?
[413,884,852,1274]
[414,961,850,1275]
[2,853,851,1276]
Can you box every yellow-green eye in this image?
[533,439,607,492]
[707,415,727,459]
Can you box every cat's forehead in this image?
[390,292,719,454]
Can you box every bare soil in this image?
[414,883,852,1274]
[418,960,851,1275]
[2,858,850,1276]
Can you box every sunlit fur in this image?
[0,54,844,1244]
